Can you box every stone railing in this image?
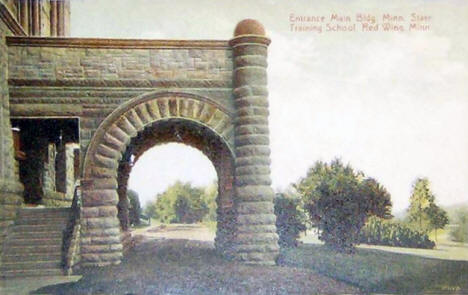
[62,181,81,275]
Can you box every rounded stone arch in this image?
[80,91,236,267]
[83,91,235,178]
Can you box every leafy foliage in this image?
[407,178,448,235]
[127,189,142,226]
[274,192,307,248]
[295,159,392,252]
[202,182,218,222]
[359,216,435,249]
[145,181,215,224]
[450,210,468,243]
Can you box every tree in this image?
[201,181,218,222]
[274,191,307,248]
[295,159,392,252]
[450,210,468,243]
[145,181,209,224]
[127,189,142,226]
[407,178,447,236]
[427,204,449,241]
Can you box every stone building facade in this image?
[0,0,279,272]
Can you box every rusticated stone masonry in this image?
[80,92,235,267]
[230,20,279,265]
[0,12,23,254]
[1,14,280,268]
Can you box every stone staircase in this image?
[0,208,71,277]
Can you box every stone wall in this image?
[0,15,23,258]
[4,19,280,267]
[7,42,234,163]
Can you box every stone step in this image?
[6,237,63,247]
[0,261,61,271]
[2,253,62,263]
[11,224,67,233]
[9,231,63,239]
[15,217,69,226]
[0,268,64,278]
[17,208,71,218]
[3,245,61,254]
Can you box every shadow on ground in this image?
[33,238,360,295]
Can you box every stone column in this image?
[80,178,123,267]
[31,0,40,36]
[57,0,64,36]
[19,0,29,34]
[117,161,131,231]
[50,0,57,36]
[229,19,279,265]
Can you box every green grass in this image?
[33,239,359,295]
[280,244,468,294]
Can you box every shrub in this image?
[274,193,307,248]
[127,189,142,226]
[359,216,435,249]
[450,210,468,243]
[147,181,209,224]
[295,159,392,252]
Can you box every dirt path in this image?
[133,223,215,243]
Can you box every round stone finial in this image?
[234,19,266,36]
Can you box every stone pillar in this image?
[80,178,123,267]
[43,143,57,193]
[65,143,79,199]
[19,0,29,34]
[50,0,57,36]
[117,161,131,231]
[56,0,64,36]
[31,0,40,36]
[229,19,279,265]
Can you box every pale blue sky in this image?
[71,0,468,212]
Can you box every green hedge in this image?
[359,217,435,249]
[274,193,307,248]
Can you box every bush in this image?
[359,216,435,249]
[127,189,142,226]
[147,181,209,224]
[450,210,468,243]
[296,159,392,252]
[274,193,307,248]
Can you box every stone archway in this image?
[116,118,236,256]
[80,91,236,267]
[78,19,280,268]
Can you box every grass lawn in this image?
[32,224,468,294]
[34,238,359,295]
[280,243,468,294]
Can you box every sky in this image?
[70,0,468,213]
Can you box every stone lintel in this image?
[6,36,230,49]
